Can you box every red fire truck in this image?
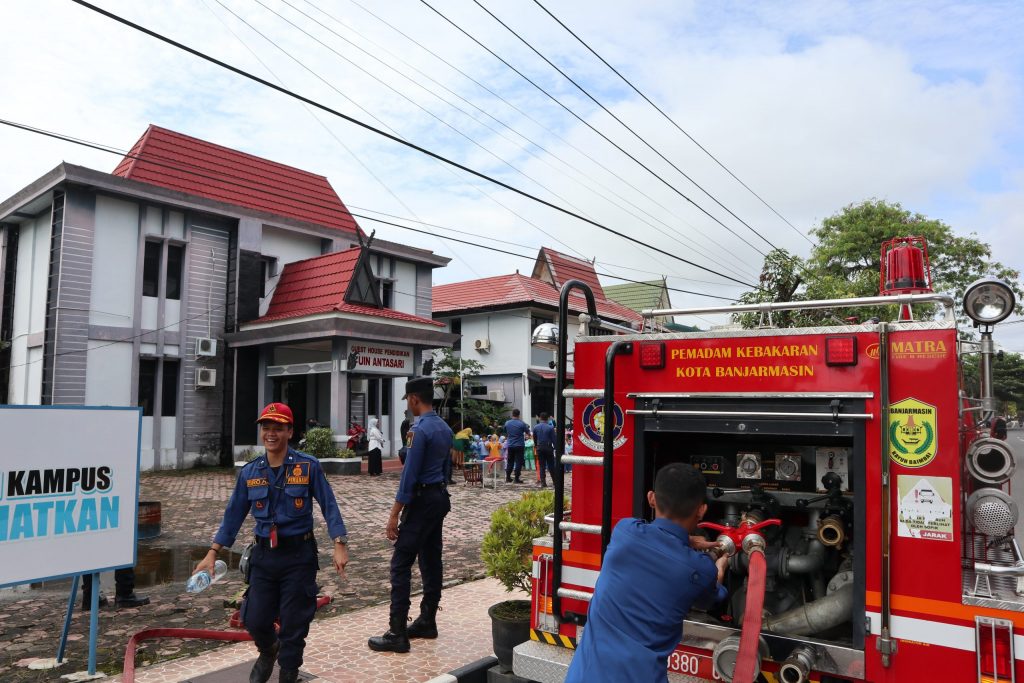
[514,239,1020,683]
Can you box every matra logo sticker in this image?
[578,399,627,452]
[889,397,937,468]
[864,340,949,361]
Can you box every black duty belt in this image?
[255,531,314,549]
[414,482,447,492]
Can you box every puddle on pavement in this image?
[24,545,242,592]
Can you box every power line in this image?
[0,115,746,296]
[473,0,779,253]
[0,118,741,306]
[63,0,759,289]
[418,0,768,258]
[327,0,761,279]
[199,0,485,279]
[530,0,812,245]
[272,0,757,281]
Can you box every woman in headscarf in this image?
[367,417,385,476]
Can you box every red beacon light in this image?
[879,236,933,321]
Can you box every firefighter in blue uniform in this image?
[368,376,453,653]
[194,402,349,683]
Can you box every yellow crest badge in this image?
[889,397,937,468]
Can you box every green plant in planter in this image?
[482,490,562,616]
[302,427,339,460]
[336,448,356,459]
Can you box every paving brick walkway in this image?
[0,463,565,682]
[112,578,513,683]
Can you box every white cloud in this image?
[0,0,1021,336]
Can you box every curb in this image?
[425,656,499,683]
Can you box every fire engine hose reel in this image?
[966,438,1016,486]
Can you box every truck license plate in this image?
[667,650,719,679]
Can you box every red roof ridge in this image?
[142,125,332,183]
[113,125,360,233]
[112,123,155,179]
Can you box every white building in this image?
[432,248,642,421]
[0,125,454,469]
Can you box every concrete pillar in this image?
[330,338,349,434]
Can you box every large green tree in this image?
[736,200,1023,328]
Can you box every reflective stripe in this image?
[561,565,599,589]
[866,611,1024,660]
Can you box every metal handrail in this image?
[642,292,955,319]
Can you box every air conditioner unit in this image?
[195,368,217,388]
[196,337,218,357]
[474,338,491,352]
[488,389,506,402]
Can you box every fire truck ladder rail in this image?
[557,588,594,602]
[626,409,873,421]
[563,388,603,398]
[628,392,874,399]
[559,522,602,535]
[561,455,604,466]
[642,292,955,319]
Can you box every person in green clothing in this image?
[524,432,536,474]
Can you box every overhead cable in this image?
[531,0,812,245]
[473,0,779,252]
[63,0,759,289]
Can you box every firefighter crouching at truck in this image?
[565,463,729,683]
[194,402,350,683]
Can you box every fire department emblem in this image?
[579,399,627,452]
[294,498,305,510]
[888,397,937,468]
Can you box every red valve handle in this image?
[698,518,782,546]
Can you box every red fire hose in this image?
[733,550,767,683]
[121,595,332,683]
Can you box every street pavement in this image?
[0,462,562,682]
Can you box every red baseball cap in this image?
[257,402,293,425]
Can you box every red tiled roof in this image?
[432,273,642,326]
[113,125,360,233]
[256,248,442,326]
[531,369,574,381]
[535,247,605,299]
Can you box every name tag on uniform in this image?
[286,462,310,485]
[247,477,269,487]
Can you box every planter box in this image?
[321,457,362,475]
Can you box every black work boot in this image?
[115,592,150,608]
[407,603,439,639]
[368,616,411,653]
[249,641,279,683]
[278,669,299,683]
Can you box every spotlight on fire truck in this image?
[963,278,1016,326]
[531,322,559,351]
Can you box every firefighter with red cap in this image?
[194,402,349,683]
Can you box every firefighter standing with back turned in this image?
[368,376,453,653]
[194,402,350,683]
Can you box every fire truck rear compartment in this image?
[634,397,867,675]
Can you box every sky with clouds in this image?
[2,0,1023,347]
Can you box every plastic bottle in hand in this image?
[186,559,227,593]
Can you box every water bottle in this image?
[186,559,227,593]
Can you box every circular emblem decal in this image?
[578,399,627,452]
[865,343,880,360]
